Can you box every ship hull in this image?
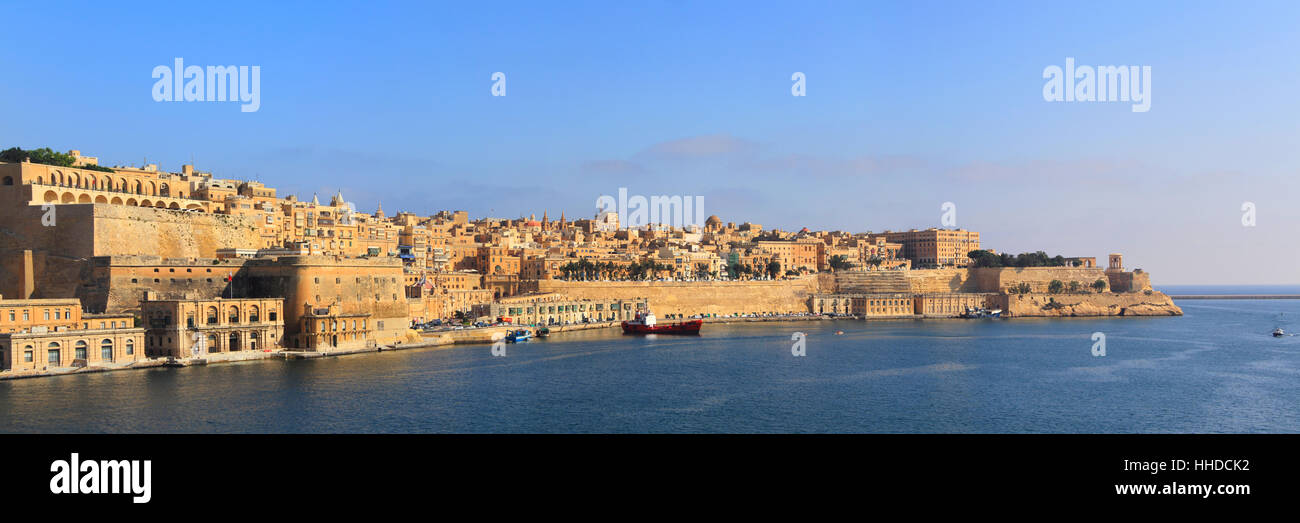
[621,319,703,335]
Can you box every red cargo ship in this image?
[621,311,702,335]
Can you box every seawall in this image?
[535,278,823,316]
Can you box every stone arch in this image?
[43,190,59,203]
[94,195,108,204]
[77,194,91,203]
[160,183,170,197]
[148,181,157,196]
[185,203,203,211]
[110,197,123,205]
[155,201,167,208]
[70,173,80,187]
[61,192,76,203]
[140,199,153,207]
[133,180,142,194]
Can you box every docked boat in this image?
[505,329,533,343]
[621,311,702,335]
[959,307,1003,319]
[536,327,551,338]
[1273,328,1285,338]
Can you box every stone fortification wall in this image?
[0,201,260,301]
[535,277,824,316]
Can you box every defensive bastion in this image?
[538,265,1180,318]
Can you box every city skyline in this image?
[2,1,1298,285]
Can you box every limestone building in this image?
[140,297,285,358]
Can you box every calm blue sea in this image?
[3,294,1299,433]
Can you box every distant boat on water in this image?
[621,311,702,335]
[959,307,1003,319]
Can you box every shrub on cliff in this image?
[1048,280,1064,294]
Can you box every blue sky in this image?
[2,1,1298,284]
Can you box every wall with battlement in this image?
[832,267,1117,295]
[83,256,251,313]
[536,278,824,316]
[972,267,1113,293]
[0,200,260,301]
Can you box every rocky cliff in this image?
[1002,291,1182,317]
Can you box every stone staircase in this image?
[834,271,911,294]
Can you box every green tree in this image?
[1048,280,1064,294]
[766,260,781,279]
[1092,279,1108,292]
[828,255,855,271]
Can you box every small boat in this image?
[505,329,533,343]
[536,327,550,338]
[1273,328,1285,338]
[621,311,702,335]
[959,307,1003,319]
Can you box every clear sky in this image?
[2,1,1297,284]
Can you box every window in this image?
[75,341,87,361]
[44,310,50,320]
[126,340,134,355]
[24,348,34,362]
[101,339,114,362]
[47,343,61,365]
